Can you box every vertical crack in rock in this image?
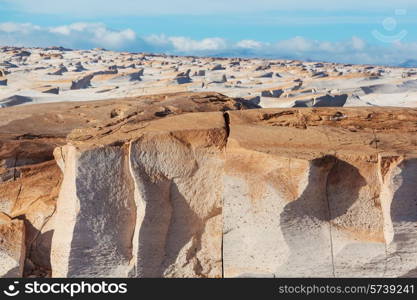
[12,154,18,181]
[14,184,23,205]
[378,155,402,277]
[375,165,389,279]
[128,137,174,277]
[127,141,139,277]
[324,160,336,278]
[221,111,230,278]
[223,112,231,140]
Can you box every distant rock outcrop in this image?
[70,74,94,90]
[209,74,227,84]
[72,62,87,72]
[211,64,225,71]
[173,69,192,84]
[261,89,284,98]
[48,65,68,75]
[38,86,60,94]
[0,95,32,108]
[127,68,144,81]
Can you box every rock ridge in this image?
[52,106,417,278]
[1,94,417,277]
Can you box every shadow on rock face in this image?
[135,177,203,277]
[400,267,417,278]
[160,182,203,276]
[326,157,367,220]
[21,217,54,277]
[390,159,417,224]
[3,267,20,278]
[278,155,366,276]
[132,170,203,278]
[292,95,348,108]
[388,159,417,277]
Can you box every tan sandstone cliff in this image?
[1,93,417,278]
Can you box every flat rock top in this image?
[0,92,245,162]
[64,103,417,158]
[0,92,240,138]
[1,90,416,157]
[228,107,417,158]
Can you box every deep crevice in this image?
[221,111,230,278]
[324,163,336,278]
[223,112,230,139]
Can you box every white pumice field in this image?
[1,46,417,108]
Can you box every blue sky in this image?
[1,0,417,65]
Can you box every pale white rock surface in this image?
[51,112,226,278]
[2,46,417,108]
[51,145,137,277]
[381,158,417,277]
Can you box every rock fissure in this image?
[1,94,417,278]
[223,112,231,140]
[324,161,336,278]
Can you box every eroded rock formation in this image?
[1,93,417,278]
[0,92,244,277]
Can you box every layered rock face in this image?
[51,106,417,278]
[52,113,226,277]
[1,93,417,278]
[222,109,416,277]
[0,92,245,277]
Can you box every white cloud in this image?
[143,34,172,47]
[49,22,136,48]
[168,37,227,52]
[0,22,138,50]
[1,22,417,66]
[0,22,41,33]
[351,36,366,50]
[49,23,136,48]
[49,26,71,35]
[276,36,314,52]
[143,35,228,52]
[236,40,264,49]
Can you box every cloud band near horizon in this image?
[1,22,416,66]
